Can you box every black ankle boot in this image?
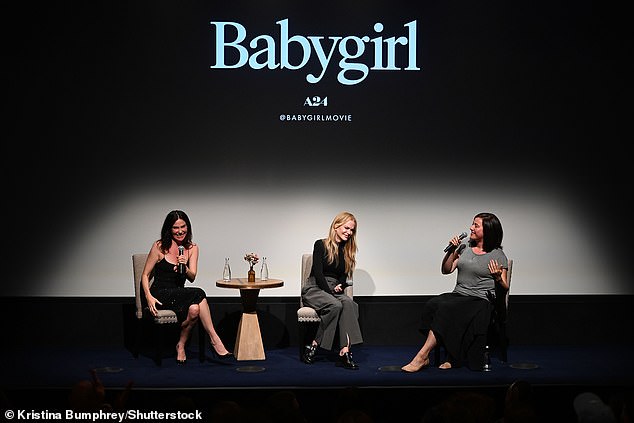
[337,351,359,370]
[302,344,317,364]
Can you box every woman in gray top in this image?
[402,212,509,372]
[301,211,363,370]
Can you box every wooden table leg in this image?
[234,289,265,361]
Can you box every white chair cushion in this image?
[297,306,320,322]
[152,309,178,324]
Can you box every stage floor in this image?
[3,344,633,389]
[2,344,633,422]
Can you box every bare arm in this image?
[441,234,462,274]
[142,242,162,316]
[182,244,199,282]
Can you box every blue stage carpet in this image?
[2,344,633,390]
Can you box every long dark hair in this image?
[470,212,503,252]
[159,210,193,254]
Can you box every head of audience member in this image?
[574,392,616,423]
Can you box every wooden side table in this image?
[215,278,284,361]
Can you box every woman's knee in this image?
[188,304,200,319]
[317,297,342,314]
[330,300,343,312]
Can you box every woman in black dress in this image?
[141,210,231,364]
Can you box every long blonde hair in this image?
[323,211,358,279]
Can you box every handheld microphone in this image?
[444,232,468,253]
[178,245,185,274]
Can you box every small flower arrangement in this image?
[244,252,259,269]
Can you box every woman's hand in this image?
[173,253,188,274]
[488,259,503,282]
[333,284,343,293]
[146,295,162,316]
[448,234,462,250]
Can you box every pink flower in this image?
[244,253,259,267]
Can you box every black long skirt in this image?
[420,292,493,369]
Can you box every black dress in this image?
[149,258,206,323]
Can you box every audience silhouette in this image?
[6,372,633,423]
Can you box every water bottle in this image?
[222,258,231,281]
[482,345,492,372]
[260,257,269,281]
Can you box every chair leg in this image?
[298,322,306,360]
[154,324,164,366]
[133,319,141,359]
[499,324,508,363]
[298,322,319,360]
[198,323,206,362]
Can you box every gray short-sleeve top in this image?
[452,245,508,300]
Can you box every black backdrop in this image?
[7,0,626,291]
